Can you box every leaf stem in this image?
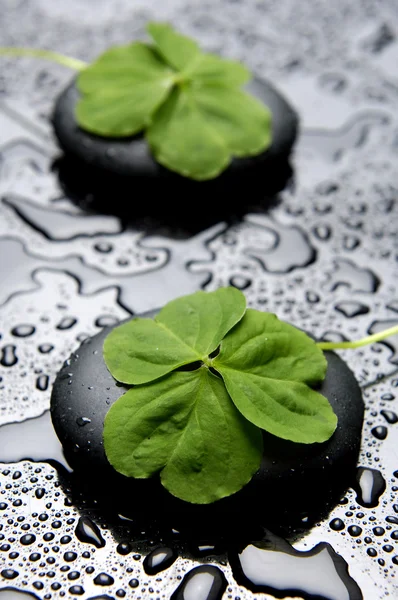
[0,47,87,71]
[316,324,398,351]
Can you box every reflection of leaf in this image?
[103,287,336,504]
[103,369,263,504]
[76,22,272,180]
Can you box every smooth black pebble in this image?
[51,309,364,536]
[52,78,298,226]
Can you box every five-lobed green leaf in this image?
[76,22,272,180]
[103,287,338,504]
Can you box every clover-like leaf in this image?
[103,369,263,504]
[103,287,246,385]
[75,22,273,180]
[147,22,201,71]
[147,83,271,180]
[102,287,339,503]
[76,42,175,137]
[213,309,337,443]
[156,286,246,356]
[185,53,251,86]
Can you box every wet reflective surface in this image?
[1,1,398,599]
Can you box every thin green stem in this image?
[0,47,87,71]
[316,324,398,351]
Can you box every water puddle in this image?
[230,530,363,600]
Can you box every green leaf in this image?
[147,22,201,72]
[103,287,246,385]
[156,286,246,356]
[76,42,175,137]
[102,287,338,503]
[146,86,229,180]
[185,53,251,86]
[103,317,200,385]
[192,84,272,157]
[147,83,271,180]
[103,369,263,504]
[213,310,337,443]
[75,22,273,180]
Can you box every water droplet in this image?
[35,488,46,499]
[313,224,332,241]
[75,516,105,548]
[33,581,44,590]
[95,315,120,328]
[29,553,41,561]
[343,236,360,251]
[347,525,362,537]
[116,542,131,555]
[60,536,72,544]
[56,317,77,331]
[0,345,18,367]
[20,534,36,546]
[64,552,77,562]
[306,291,320,304]
[229,275,251,290]
[371,426,388,440]
[68,585,85,595]
[171,566,227,600]
[93,572,114,586]
[352,467,386,508]
[335,301,369,318]
[143,546,177,575]
[11,324,35,338]
[94,242,113,253]
[329,259,380,293]
[36,374,49,391]
[38,343,54,354]
[330,518,345,531]
[380,410,398,424]
[76,417,91,427]
[1,569,19,579]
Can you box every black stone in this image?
[53,77,297,178]
[51,310,364,537]
[51,78,298,232]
